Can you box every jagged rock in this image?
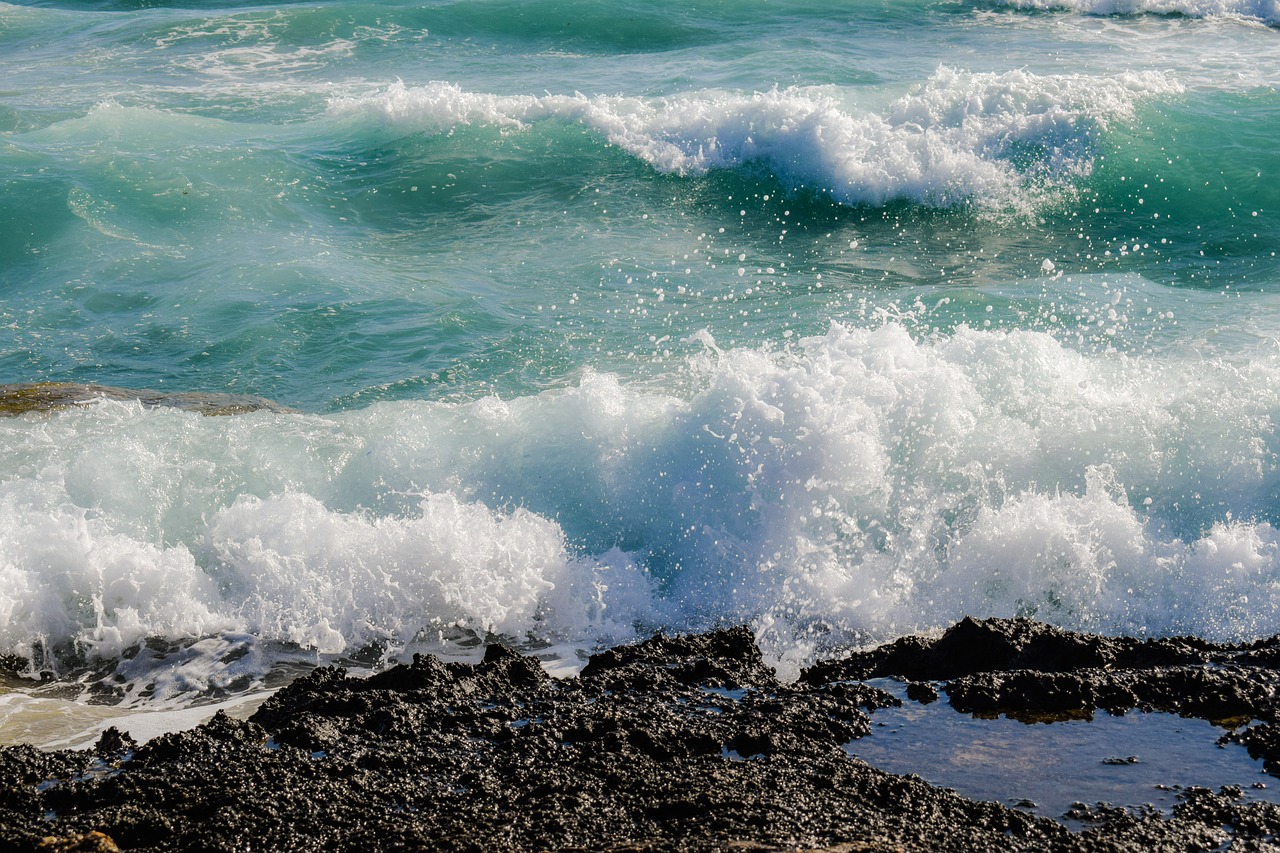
[3,622,1280,851]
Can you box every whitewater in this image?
[1,0,1279,741]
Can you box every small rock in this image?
[905,681,939,704]
[93,727,136,759]
[37,831,121,852]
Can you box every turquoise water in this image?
[2,0,1280,705]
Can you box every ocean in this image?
[2,0,1279,742]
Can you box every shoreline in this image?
[4,617,1280,851]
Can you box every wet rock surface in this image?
[805,616,1280,723]
[3,618,1280,851]
[0,382,295,417]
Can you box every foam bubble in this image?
[326,68,1183,212]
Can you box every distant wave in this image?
[328,68,1183,214]
[994,0,1280,24]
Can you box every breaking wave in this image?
[4,320,1280,685]
[328,67,1183,212]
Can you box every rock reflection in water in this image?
[849,678,1280,827]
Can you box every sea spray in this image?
[4,321,1280,688]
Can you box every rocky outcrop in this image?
[2,620,1279,851]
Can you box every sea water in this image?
[850,680,1280,825]
[2,0,1280,738]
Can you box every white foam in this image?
[0,689,274,750]
[203,491,653,652]
[173,40,357,79]
[0,480,231,671]
[3,320,1280,686]
[326,68,1183,212]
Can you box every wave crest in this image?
[996,0,1280,24]
[327,68,1182,212]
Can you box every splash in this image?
[3,320,1280,687]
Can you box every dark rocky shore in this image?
[5,617,1280,852]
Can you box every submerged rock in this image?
[0,382,295,417]
[2,620,1280,851]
